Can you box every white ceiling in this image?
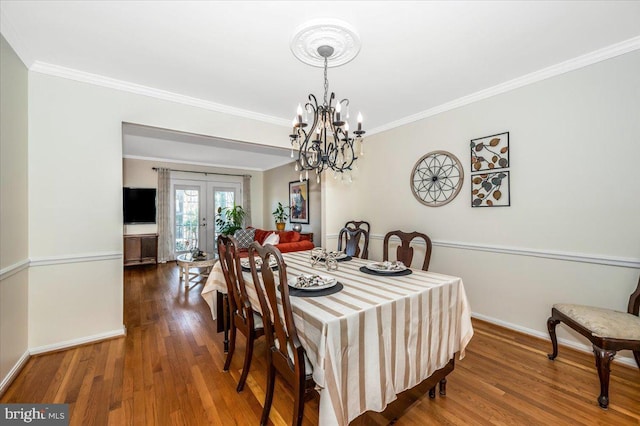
[2,1,640,171]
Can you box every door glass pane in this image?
[175,188,200,253]
[213,189,236,244]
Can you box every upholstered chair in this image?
[247,242,315,426]
[383,230,433,271]
[547,275,640,408]
[337,226,369,259]
[217,235,265,392]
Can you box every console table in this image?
[123,234,158,266]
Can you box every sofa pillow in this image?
[263,232,280,246]
[254,228,271,244]
[277,231,301,243]
[234,228,256,249]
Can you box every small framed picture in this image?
[289,180,309,224]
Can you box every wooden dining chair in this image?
[383,230,433,271]
[344,220,370,258]
[247,242,315,426]
[337,226,369,259]
[217,235,265,392]
[547,275,640,409]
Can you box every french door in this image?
[171,176,241,256]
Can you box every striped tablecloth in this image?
[201,250,474,425]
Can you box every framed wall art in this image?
[410,150,464,207]
[471,171,510,207]
[470,131,509,172]
[289,180,309,224]
[470,131,511,207]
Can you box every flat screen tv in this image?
[123,188,157,224]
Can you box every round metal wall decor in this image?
[410,150,464,207]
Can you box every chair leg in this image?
[237,332,255,392]
[292,383,305,426]
[633,351,640,370]
[260,363,276,426]
[593,345,616,409]
[547,315,561,360]
[223,295,230,353]
[428,386,436,398]
[439,377,447,396]
[223,323,236,372]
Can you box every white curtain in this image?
[157,168,174,262]
[243,175,252,227]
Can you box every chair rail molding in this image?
[0,258,30,280]
[29,251,123,267]
[325,234,640,269]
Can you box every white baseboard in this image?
[471,312,636,368]
[0,350,30,396]
[29,326,126,355]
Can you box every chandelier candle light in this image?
[289,20,365,184]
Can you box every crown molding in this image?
[23,35,640,137]
[0,9,34,67]
[367,35,640,136]
[122,154,272,172]
[29,61,291,128]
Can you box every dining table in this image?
[201,250,474,426]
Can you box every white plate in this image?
[288,275,337,291]
[365,261,407,273]
[240,257,277,270]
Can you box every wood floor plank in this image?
[2,262,638,425]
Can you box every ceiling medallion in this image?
[290,19,361,67]
[411,151,464,207]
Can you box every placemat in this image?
[359,266,412,276]
[280,282,344,297]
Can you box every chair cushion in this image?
[252,311,264,329]
[274,339,313,376]
[554,303,640,340]
[234,228,256,249]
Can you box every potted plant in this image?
[272,202,289,231]
[215,205,246,236]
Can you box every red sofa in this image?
[238,228,314,256]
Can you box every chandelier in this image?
[289,21,365,184]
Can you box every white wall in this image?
[264,162,321,245]
[27,71,287,350]
[324,50,640,363]
[0,35,30,391]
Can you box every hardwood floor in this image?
[2,263,639,425]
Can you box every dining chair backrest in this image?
[217,235,256,330]
[383,230,433,271]
[345,220,370,235]
[344,220,370,258]
[337,226,369,259]
[247,242,309,387]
